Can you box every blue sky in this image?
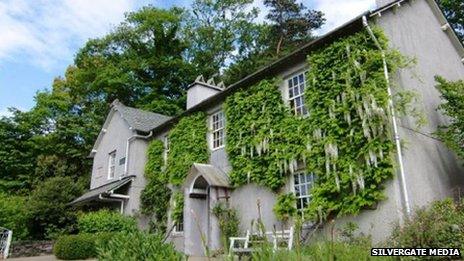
[0,0,375,117]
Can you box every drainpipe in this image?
[124,131,153,176]
[362,16,412,219]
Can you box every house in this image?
[70,100,171,222]
[72,0,464,257]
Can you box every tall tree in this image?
[437,0,463,41]
[264,0,325,55]
[186,0,262,79]
[222,0,325,84]
[73,7,196,116]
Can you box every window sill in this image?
[171,231,184,237]
[211,145,225,151]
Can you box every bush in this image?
[53,232,115,260]
[54,234,97,260]
[0,193,29,240]
[97,231,183,260]
[391,198,464,250]
[78,209,137,234]
[28,176,83,239]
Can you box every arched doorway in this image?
[181,163,231,256]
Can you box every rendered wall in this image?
[90,111,133,189]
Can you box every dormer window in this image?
[210,111,225,150]
[287,72,308,116]
[108,151,116,179]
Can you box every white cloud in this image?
[0,0,136,71]
[314,0,376,35]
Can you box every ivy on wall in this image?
[142,28,420,226]
[140,140,171,233]
[167,112,209,185]
[141,112,208,232]
[171,191,184,225]
[225,79,307,190]
[226,28,416,222]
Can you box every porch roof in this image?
[183,163,231,189]
[69,175,134,205]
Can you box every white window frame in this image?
[292,171,315,211]
[286,71,308,116]
[174,216,184,233]
[163,135,170,166]
[210,110,225,150]
[108,151,116,180]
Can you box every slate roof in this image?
[113,100,172,132]
[69,175,134,205]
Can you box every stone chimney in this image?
[186,75,225,110]
[376,0,396,8]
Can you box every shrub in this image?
[0,193,29,240]
[78,209,137,234]
[53,234,97,260]
[53,232,115,260]
[391,198,464,250]
[97,231,183,260]
[273,193,297,222]
[28,176,83,239]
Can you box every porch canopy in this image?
[182,163,230,198]
[70,175,134,205]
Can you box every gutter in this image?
[124,131,153,176]
[362,16,412,219]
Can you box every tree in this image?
[73,7,196,116]
[435,76,464,161]
[186,0,262,79]
[437,0,463,41]
[28,176,83,239]
[264,0,325,56]
[222,0,325,84]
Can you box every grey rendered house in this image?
[72,0,464,257]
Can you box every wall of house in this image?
[125,138,149,219]
[90,111,133,189]
[376,0,464,211]
[159,0,464,251]
[187,85,221,110]
[326,0,464,243]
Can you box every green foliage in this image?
[226,28,415,222]
[225,79,303,190]
[437,0,463,41]
[264,0,325,55]
[303,28,413,221]
[0,194,30,240]
[140,140,171,233]
[167,112,209,185]
[28,176,83,239]
[212,203,240,248]
[77,210,137,234]
[97,231,183,260]
[435,76,464,161]
[53,232,115,260]
[273,193,297,222]
[391,198,464,251]
[171,192,184,225]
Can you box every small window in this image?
[164,136,170,165]
[211,111,225,149]
[287,72,308,116]
[175,217,183,232]
[293,172,315,210]
[119,157,126,165]
[108,151,116,179]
